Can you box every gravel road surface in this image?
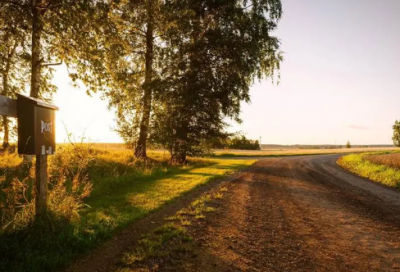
[67,155,400,272]
[169,155,400,271]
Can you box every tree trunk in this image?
[23,1,44,165]
[2,71,10,149]
[30,0,45,99]
[1,32,14,150]
[2,116,9,149]
[174,121,188,164]
[135,0,154,159]
[31,0,47,218]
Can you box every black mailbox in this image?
[17,94,58,155]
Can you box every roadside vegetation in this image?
[116,183,230,271]
[338,152,400,188]
[0,145,254,272]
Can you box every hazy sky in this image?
[53,0,400,145]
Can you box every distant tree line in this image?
[0,0,283,163]
[208,134,260,150]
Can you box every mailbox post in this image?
[0,94,58,217]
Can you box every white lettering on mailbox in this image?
[41,121,52,133]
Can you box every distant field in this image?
[213,147,400,157]
[57,143,400,157]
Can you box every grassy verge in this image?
[115,184,229,271]
[338,152,400,188]
[0,147,254,272]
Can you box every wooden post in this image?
[35,155,48,217]
[1,94,57,218]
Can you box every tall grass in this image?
[364,153,400,170]
[338,152,400,188]
[0,145,254,272]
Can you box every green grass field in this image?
[338,152,400,188]
[0,146,255,272]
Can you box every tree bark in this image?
[2,116,9,149]
[31,0,47,218]
[1,32,15,150]
[135,0,154,159]
[2,70,10,149]
[30,0,45,99]
[173,121,188,164]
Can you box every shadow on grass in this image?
[0,156,251,272]
[0,212,89,272]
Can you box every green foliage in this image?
[1,0,283,162]
[206,134,260,150]
[392,120,400,147]
[228,135,260,150]
[346,141,351,148]
[148,0,282,162]
[97,0,283,162]
[338,153,400,188]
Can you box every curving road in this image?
[171,154,400,272]
[67,154,400,272]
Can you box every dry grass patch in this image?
[365,153,400,170]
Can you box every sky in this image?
[52,0,400,145]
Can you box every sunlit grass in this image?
[81,154,254,239]
[338,152,400,188]
[0,146,254,272]
[118,184,230,271]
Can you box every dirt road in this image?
[68,154,400,272]
[162,154,400,272]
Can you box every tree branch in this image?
[0,0,25,7]
[42,61,63,67]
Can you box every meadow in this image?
[212,147,399,157]
[338,151,400,188]
[0,144,254,272]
